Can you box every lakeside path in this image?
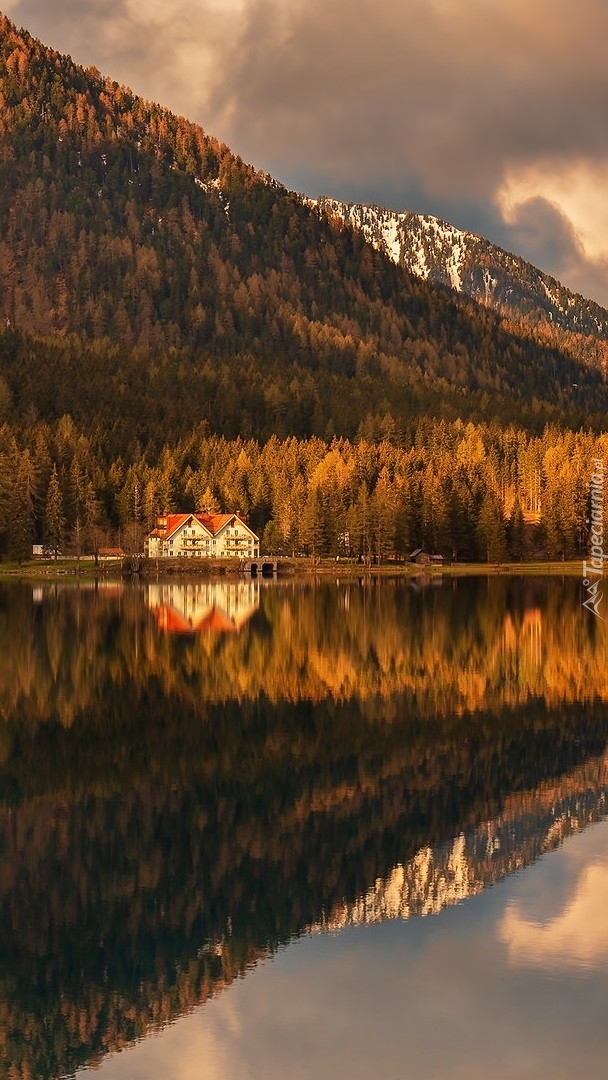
[0,558,587,580]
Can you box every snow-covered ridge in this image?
[317,197,468,291]
[311,196,608,342]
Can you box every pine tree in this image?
[476,490,508,563]
[301,486,325,560]
[7,451,37,564]
[262,519,282,554]
[508,499,526,561]
[370,467,397,563]
[45,464,65,560]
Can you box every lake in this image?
[0,574,607,1079]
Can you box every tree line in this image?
[1,414,606,562]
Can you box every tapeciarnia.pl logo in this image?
[582,458,605,619]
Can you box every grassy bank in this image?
[0,557,586,580]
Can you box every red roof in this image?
[148,514,195,539]
[197,606,237,633]
[149,513,256,540]
[153,603,238,635]
[197,513,235,535]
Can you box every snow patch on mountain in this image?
[313,195,608,343]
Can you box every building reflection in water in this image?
[0,577,608,1080]
[502,606,543,673]
[146,580,260,634]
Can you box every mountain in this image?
[317,197,608,344]
[1,15,608,561]
[1,10,608,452]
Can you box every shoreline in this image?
[0,557,586,580]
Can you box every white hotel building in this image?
[145,513,259,560]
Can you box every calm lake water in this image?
[0,574,607,1079]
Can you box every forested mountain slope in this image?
[1,11,608,446]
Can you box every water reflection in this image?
[78,822,608,1080]
[313,766,608,930]
[500,849,608,971]
[0,576,606,726]
[0,576,607,1078]
[147,580,260,634]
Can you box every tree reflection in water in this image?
[0,576,606,1078]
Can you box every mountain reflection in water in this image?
[0,576,606,1079]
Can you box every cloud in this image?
[500,860,608,970]
[205,0,608,180]
[493,195,608,305]
[202,0,608,299]
[8,0,608,302]
[498,160,608,278]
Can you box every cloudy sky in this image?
[5,0,608,303]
